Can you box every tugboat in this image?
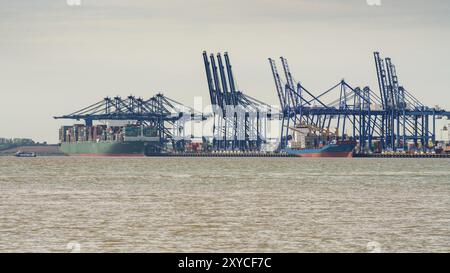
[15,151,37,157]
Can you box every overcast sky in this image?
[1,0,449,143]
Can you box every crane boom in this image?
[268,58,286,109]
[224,52,238,106]
[202,51,217,106]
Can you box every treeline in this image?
[0,138,47,151]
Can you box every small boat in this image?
[15,151,37,157]
[282,140,356,158]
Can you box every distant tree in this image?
[0,138,46,148]
[11,138,35,146]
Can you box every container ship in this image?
[282,141,356,157]
[59,124,160,156]
[281,126,356,157]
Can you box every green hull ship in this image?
[60,141,149,157]
[59,124,160,157]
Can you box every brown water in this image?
[0,157,449,253]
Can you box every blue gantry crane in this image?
[54,93,207,151]
[269,52,450,153]
[203,51,275,151]
[53,51,449,155]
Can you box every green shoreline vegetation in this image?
[0,137,63,156]
[0,138,46,150]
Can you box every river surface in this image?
[0,157,449,253]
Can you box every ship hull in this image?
[60,141,147,157]
[282,142,356,158]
